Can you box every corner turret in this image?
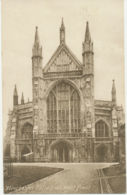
[82,22,94,74]
[13,85,18,106]
[112,80,117,107]
[21,92,24,104]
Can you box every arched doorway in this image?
[96,144,108,162]
[21,146,30,162]
[51,140,73,162]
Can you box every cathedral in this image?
[5,20,124,162]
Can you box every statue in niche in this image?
[113,119,118,128]
[86,82,90,89]
[80,78,85,89]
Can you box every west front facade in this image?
[4,20,124,162]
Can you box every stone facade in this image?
[118,124,125,166]
[4,20,125,162]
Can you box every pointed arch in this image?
[95,118,110,129]
[47,80,81,133]
[50,139,73,150]
[45,79,83,101]
[50,139,73,162]
[95,120,109,137]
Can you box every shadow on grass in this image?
[4,165,63,193]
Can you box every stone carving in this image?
[86,111,91,122]
[74,79,80,86]
[47,49,79,72]
[81,77,91,97]
[80,78,86,89]
[113,130,118,136]
[85,87,91,97]
[12,117,16,123]
[37,140,43,147]
[34,80,38,85]
[85,99,91,107]
[86,111,92,130]
[86,77,91,82]
[95,115,111,125]
[112,108,117,119]
[55,50,71,65]
[95,100,112,107]
[45,80,51,86]
[112,119,118,128]
[86,82,90,89]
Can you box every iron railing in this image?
[4,157,13,178]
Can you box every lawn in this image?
[103,165,126,193]
[108,176,126,194]
[4,165,63,193]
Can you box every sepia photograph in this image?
[2,0,126,194]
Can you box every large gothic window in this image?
[47,82,80,133]
[95,120,109,137]
[22,123,33,139]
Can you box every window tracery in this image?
[95,120,109,137]
[47,82,80,133]
[22,123,33,139]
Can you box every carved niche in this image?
[80,77,86,89]
[80,77,91,98]
[85,77,91,97]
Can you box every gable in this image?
[44,44,82,73]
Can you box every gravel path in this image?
[11,163,117,194]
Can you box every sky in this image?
[2,0,125,132]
